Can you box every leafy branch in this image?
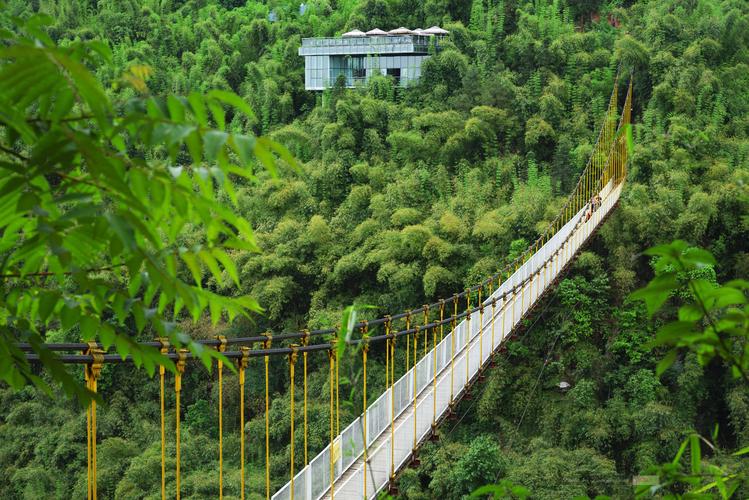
[631,240,749,497]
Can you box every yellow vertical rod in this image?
[176,349,187,500]
[511,266,516,329]
[423,306,429,358]
[491,295,497,354]
[362,333,369,499]
[328,350,335,500]
[478,286,484,367]
[501,279,506,342]
[465,289,471,386]
[303,331,309,467]
[439,300,445,343]
[159,364,165,500]
[450,295,457,406]
[406,312,411,377]
[432,316,437,429]
[289,348,298,500]
[412,325,418,452]
[239,347,249,500]
[388,317,395,481]
[86,365,91,500]
[216,336,227,500]
[157,338,169,500]
[91,378,98,500]
[385,322,389,392]
[264,333,272,500]
[84,343,103,500]
[335,347,340,437]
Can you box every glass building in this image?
[299,33,440,90]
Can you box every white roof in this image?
[365,28,388,36]
[422,26,450,35]
[342,29,366,37]
[388,27,416,35]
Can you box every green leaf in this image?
[50,48,111,125]
[60,303,80,331]
[203,130,228,162]
[167,95,185,122]
[260,136,301,172]
[87,40,112,63]
[656,349,678,376]
[188,92,208,127]
[631,273,678,317]
[208,101,225,130]
[99,324,115,350]
[180,251,203,288]
[198,249,223,284]
[655,321,698,344]
[37,291,59,323]
[207,90,256,121]
[80,315,98,341]
[678,304,703,322]
[682,247,717,268]
[733,446,749,456]
[707,287,747,308]
[672,437,689,466]
[690,434,701,474]
[231,134,256,166]
[725,279,749,290]
[643,240,687,259]
[209,296,222,325]
[212,248,239,287]
[17,191,39,211]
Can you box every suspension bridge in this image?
[19,78,632,500]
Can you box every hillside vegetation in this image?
[1,0,748,498]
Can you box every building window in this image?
[339,56,365,85]
[351,56,365,81]
[386,67,401,84]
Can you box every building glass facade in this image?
[299,35,436,90]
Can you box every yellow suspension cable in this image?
[405,311,411,377]
[423,305,429,358]
[478,286,483,370]
[239,347,249,500]
[289,346,298,500]
[216,336,227,500]
[511,266,517,332]
[450,294,457,407]
[175,348,187,500]
[490,277,496,356]
[387,316,396,482]
[84,342,103,500]
[157,338,170,500]
[302,330,309,467]
[412,324,418,453]
[362,323,369,499]
[439,299,445,342]
[502,273,507,342]
[385,322,389,392]
[335,340,340,437]
[465,289,471,386]
[328,349,335,500]
[263,333,272,500]
[86,360,91,500]
[432,310,437,430]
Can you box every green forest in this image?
[0,0,748,498]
